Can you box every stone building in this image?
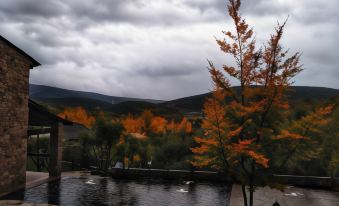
[0,35,74,197]
[0,35,40,196]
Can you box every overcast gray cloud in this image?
[0,0,338,100]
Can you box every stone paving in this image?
[0,200,55,206]
[25,172,49,189]
[61,171,91,177]
[230,184,339,206]
[0,172,58,206]
[25,171,60,190]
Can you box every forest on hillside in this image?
[28,94,339,178]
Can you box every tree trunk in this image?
[105,145,112,173]
[249,159,255,206]
[105,145,108,172]
[241,184,248,206]
[249,184,254,206]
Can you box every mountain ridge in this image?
[30,84,164,104]
[29,84,339,115]
[163,86,339,112]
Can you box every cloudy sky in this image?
[0,0,338,100]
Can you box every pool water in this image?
[4,176,231,206]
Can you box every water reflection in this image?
[2,176,231,206]
[47,180,60,205]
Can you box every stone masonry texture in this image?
[0,39,34,196]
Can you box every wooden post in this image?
[37,133,40,172]
[49,123,63,177]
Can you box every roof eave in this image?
[31,60,41,68]
[0,35,41,68]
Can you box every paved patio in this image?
[230,184,339,206]
[26,172,58,189]
[0,172,58,205]
[0,199,54,206]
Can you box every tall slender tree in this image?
[191,1,332,205]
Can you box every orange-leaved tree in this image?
[150,116,168,134]
[191,1,332,206]
[59,107,95,128]
[122,111,167,136]
[122,114,144,134]
[177,117,193,134]
[166,118,193,135]
[273,105,334,170]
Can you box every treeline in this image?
[59,109,195,171]
[57,97,339,177]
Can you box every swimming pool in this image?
[3,176,231,206]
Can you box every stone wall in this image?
[107,168,339,188]
[107,168,231,182]
[0,40,32,196]
[273,174,339,188]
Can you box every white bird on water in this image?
[184,181,194,185]
[85,179,96,185]
[177,188,188,193]
[284,192,299,197]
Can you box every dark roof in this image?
[64,123,89,140]
[29,99,73,126]
[0,35,41,68]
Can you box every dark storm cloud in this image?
[66,0,223,26]
[0,0,221,26]
[0,0,66,20]
[137,65,197,78]
[183,0,289,17]
[0,0,338,100]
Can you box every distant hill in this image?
[37,97,181,117]
[29,84,176,116]
[29,84,164,104]
[30,84,339,115]
[35,97,113,111]
[162,93,212,112]
[163,86,339,112]
[110,101,180,117]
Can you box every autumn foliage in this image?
[59,107,95,128]
[191,1,332,206]
[274,105,334,167]
[122,110,192,136]
[167,117,193,134]
[122,114,144,134]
